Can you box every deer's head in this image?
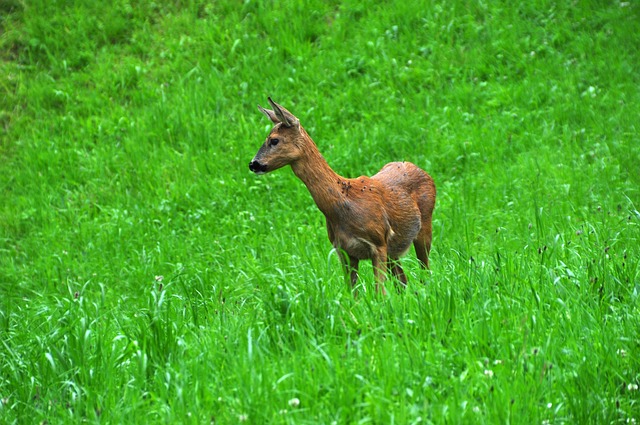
[249,98,305,174]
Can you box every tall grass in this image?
[1,0,639,423]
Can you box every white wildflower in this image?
[288,397,300,408]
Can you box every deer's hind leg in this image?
[413,215,433,271]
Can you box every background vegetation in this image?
[1,0,639,423]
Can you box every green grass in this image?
[1,0,639,423]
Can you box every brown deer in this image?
[249,98,436,294]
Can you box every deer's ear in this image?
[268,97,299,128]
[258,105,280,124]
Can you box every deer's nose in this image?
[249,160,267,174]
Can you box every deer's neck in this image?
[290,135,345,217]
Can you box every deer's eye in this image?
[270,138,280,146]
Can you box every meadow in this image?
[1,0,639,423]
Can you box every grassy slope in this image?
[1,0,639,423]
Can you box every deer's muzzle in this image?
[249,160,268,174]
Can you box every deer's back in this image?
[324,162,435,261]
[373,162,436,212]
[368,162,436,257]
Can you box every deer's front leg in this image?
[372,247,388,295]
[337,250,360,293]
[388,259,408,290]
[344,255,360,288]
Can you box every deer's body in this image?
[249,98,436,294]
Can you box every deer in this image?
[249,98,436,295]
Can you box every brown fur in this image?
[249,98,436,294]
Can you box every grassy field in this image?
[1,0,640,423]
